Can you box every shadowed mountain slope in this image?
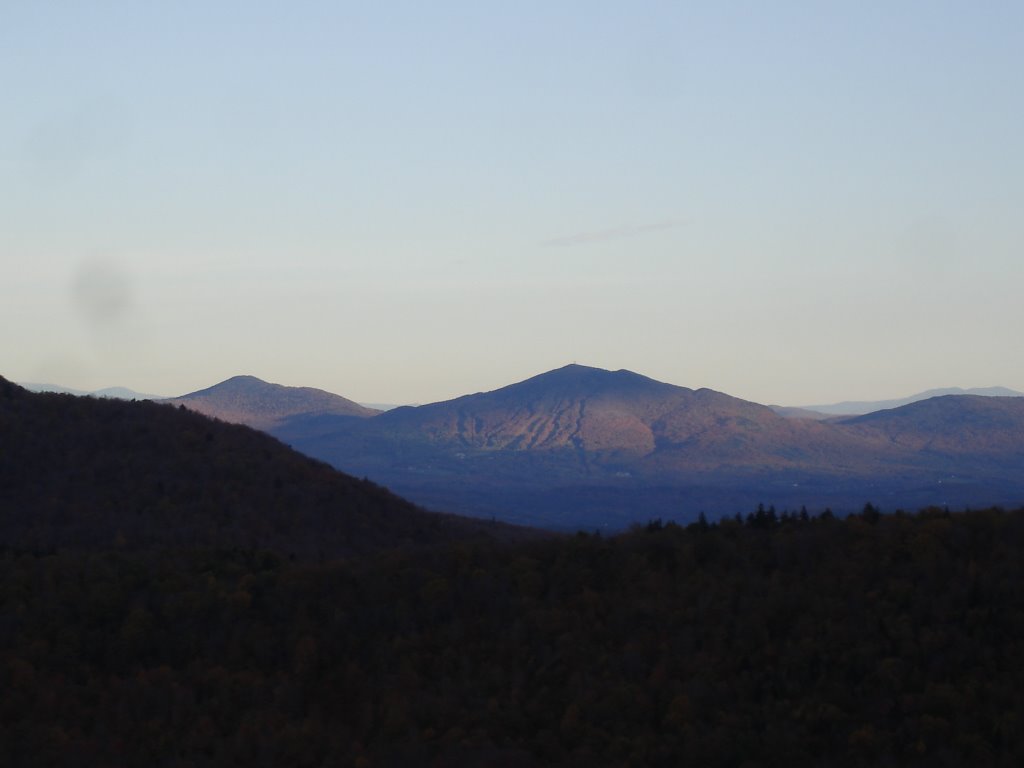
[0,376,527,557]
[836,395,1024,457]
[164,375,379,430]
[277,364,898,475]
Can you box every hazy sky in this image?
[3,2,1022,405]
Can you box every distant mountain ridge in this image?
[790,386,1024,416]
[268,364,1024,528]
[20,368,1024,530]
[20,382,167,400]
[328,364,883,468]
[838,395,1024,457]
[163,375,379,430]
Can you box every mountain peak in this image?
[506,364,679,399]
[352,363,774,463]
[538,363,648,378]
[195,374,270,394]
[165,375,378,429]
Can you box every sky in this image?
[2,1,1022,406]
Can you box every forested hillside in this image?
[3,506,1023,766]
[0,376,516,558]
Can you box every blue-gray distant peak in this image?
[800,387,1024,416]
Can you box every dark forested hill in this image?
[0,376,523,558]
[163,374,379,430]
[3,505,1023,766]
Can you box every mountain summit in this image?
[270,365,1024,528]
[358,363,785,457]
[316,363,889,469]
[164,375,378,430]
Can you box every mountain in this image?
[799,386,1024,416]
[20,382,166,400]
[19,382,90,396]
[0,375,526,557]
[837,395,1024,457]
[280,364,881,464]
[164,374,379,430]
[274,364,1005,528]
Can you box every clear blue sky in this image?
[2,2,1022,405]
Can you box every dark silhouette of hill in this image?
[5,506,1024,765]
[271,365,1024,528]
[163,374,379,430]
[0,376,527,557]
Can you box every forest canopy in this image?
[2,505,1023,767]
